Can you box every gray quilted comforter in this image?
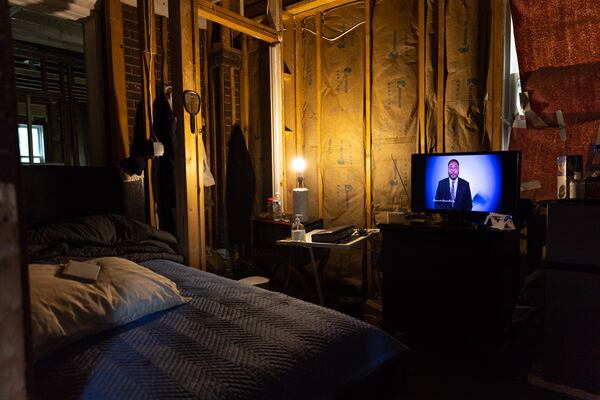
[35,259,406,400]
[27,215,184,264]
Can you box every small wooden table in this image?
[277,229,379,306]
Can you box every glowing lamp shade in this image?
[291,157,309,221]
[291,157,307,173]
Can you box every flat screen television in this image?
[411,151,521,216]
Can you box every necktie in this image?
[451,180,456,203]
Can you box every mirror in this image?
[183,90,201,133]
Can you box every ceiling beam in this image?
[197,0,279,43]
[284,0,353,15]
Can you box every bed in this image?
[23,166,408,400]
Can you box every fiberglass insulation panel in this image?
[320,3,366,228]
[444,0,489,152]
[371,0,418,224]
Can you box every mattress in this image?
[35,259,406,400]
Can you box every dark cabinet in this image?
[380,222,520,353]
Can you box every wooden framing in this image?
[294,17,303,157]
[169,0,205,269]
[104,0,129,164]
[241,35,250,145]
[290,0,357,19]
[417,0,426,153]
[270,46,285,200]
[197,0,279,43]
[194,8,207,271]
[315,12,323,218]
[0,2,29,397]
[201,29,214,249]
[268,0,285,201]
[436,0,445,153]
[285,0,354,16]
[137,0,157,227]
[489,0,505,150]
[363,0,374,302]
[230,66,237,125]
[83,10,108,166]
[281,53,288,207]
[161,16,169,84]
[364,0,372,228]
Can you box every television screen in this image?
[411,151,521,215]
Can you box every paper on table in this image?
[483,212,515,231]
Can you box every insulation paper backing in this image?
[371,0,418,224]
[320,3,366,228]
[444,0,489,152]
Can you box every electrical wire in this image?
[302,20,365,42]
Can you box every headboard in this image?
[20,165,146,228]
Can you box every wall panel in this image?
[371,0,418,223]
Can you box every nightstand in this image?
[251,217,324,293]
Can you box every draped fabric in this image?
[226,124,256,252]
[511,0,600,125]
[510,0,600,200]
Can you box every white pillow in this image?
[29,257,190,361]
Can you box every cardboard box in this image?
[557,155,583,199]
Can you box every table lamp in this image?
[291,157,308,222]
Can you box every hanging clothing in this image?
[226,124,255,252]
[203,142,216,187]
[120,102,154,176]
[153,90,178,238]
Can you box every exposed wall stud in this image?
[365,0,372,228]
[417,0,426,153]
[316,11,323,219]
[169,0,204,268]
[436,0,445,153]
[137,0,157,227]
[105,0,129,164]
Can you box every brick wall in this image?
[208,48,241,143]
[122,4,170,142]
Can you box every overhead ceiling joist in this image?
[284,0,353,16]
[197,0,278,43]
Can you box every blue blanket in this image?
[35,259,406,399]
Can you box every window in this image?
[18,123,45,164]
[502,12,525,150]
[12,8,88,166]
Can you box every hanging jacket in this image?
[226,124,256,247]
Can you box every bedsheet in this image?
[35,259,406,400]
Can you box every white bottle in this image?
[291,215,306,241]
[273,192,283,221]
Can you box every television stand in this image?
[379,220,521,355]
[435,217,473,226]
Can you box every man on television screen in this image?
[434,159,473,211]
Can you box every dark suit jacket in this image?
[226,124,256,249]
[434,177,473,211]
